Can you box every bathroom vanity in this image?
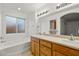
[31,35,79,56]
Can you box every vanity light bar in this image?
[56,3,71,9]
[37,10,49,17]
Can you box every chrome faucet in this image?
[70,34,74,41]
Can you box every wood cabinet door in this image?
[40,45,51,56]
[34,42,39,56]
[31,41,35,55]
[40,40,52,48]
[53,51,65,56]
[31,41,39,56]
[40,52,46,56]
[31,37,40,56]
[53,43,79,56]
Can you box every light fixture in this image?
[56,3,71,9]
[57,3,61,6]
[56,3,61,9]
[37,10,49,17]
[18,8,21,11]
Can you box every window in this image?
[6,16,17,33]
[6,16,25,34]
[18,18,25,33]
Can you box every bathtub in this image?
[0,37,31,56]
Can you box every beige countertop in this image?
[31,34,79,50]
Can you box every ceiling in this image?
[0,3,58,14]
[0,3,46,13]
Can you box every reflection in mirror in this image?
[6,16,16,33]
[50,20,56,34]
[60,13,79,36]
[18,18,25,33]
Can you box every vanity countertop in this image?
[31,34,79,50]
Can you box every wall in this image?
[0,11,2,38]
[27,12,37,35]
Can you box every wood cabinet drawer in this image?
[40,40,51,48]
[53,43,79,56]
[40,45,51,56]
[31,37,39,43]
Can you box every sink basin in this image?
[60,39,79,44]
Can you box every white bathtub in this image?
[0,37,31,56]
